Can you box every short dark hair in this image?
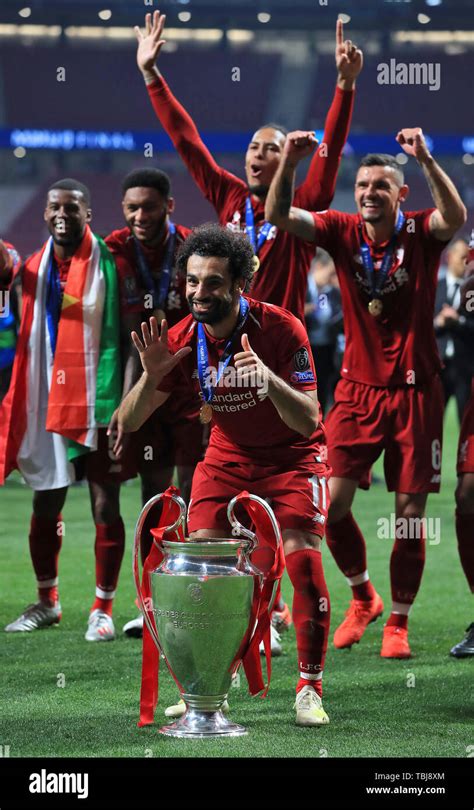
[47,178,91,206]
[121,168,171,199]
[176,223,256,290]
[256,122,288,138]
[359,154,404,185]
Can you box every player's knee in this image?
[32,489,66,519]
[455,479,474,515]
[327,498,350,525]
[397,502,425,523]
[283,531,322,555]
[91,495,119,525]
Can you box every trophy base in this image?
[159,708,247,739]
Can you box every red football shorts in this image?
[135,407,205,478]
[325,375,444,493]
[187,458,330,539]
[457,391,474,475]
[76,428,136,484]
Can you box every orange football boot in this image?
[333,593,384,648]
[271,602,293,633]
[380,625,411,659]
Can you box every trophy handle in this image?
[227,493,281,577]
[133,492,187,654]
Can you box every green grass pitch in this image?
[0,399,472,759]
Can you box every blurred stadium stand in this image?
[0,0,472,255]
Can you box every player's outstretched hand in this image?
[131,317,191,382]
[135,10,167,74]
[336,19,363,82]
[396,128,431,163]
[283,131,318,166]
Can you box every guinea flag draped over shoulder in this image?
[0,226,121,485]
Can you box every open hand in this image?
[131,317,191,382]
[135,10,167,74]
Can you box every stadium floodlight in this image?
[178,11,192,22]
[98,10,112,21]
[338,14,351,24]
[418,13,431,24]
[18,7,31,18]
[426,0,442,6]
[257,13,271,24]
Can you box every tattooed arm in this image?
[396,128,467,241]
[265,133,318,241]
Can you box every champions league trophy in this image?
[133,490,282,739]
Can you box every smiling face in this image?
[245,126,287,198]
[122,186,174,245]
[186,255,242,326]
[44,189,91,248]
[354,165,408,226]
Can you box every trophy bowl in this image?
[134,491,280,739]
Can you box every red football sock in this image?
[29,514,62,606]
[326,512,375,600]
[285,548,330,696]
[296,677,322,697]
[456,510,474,592]
[387,529,426,628]
[91,519,125,616]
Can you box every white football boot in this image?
[5,602,62,632]
[259,624,282,657]
[122,614,144,638]
[85,609,115,642]
[294,685,329,726]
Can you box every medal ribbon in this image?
[245,197,272,255]
[359,210,405,301]
[45,252,62,357]
[133,222,176,311]
[197,296,250,406]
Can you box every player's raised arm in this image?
[134,11,235,208]
[396,128,467,240]
[265,133,318,242]
[118,317,190,432]
[297,19,362,210]
[234,334,319,438]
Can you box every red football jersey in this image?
[309,209,447,387]
[147,77,355,323]
[157,297,327,467]
[105,224,191,325]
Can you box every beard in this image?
[187,293,234,325]
[48,221,84,248]
[129,211,168,245]
[247,182,269,199]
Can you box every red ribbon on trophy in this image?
[137,486,185,727]
[230,491,285,697]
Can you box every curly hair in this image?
[176,223,256,290]
[121,168,171,198]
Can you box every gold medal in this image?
[252,255,260,273]
[199,403,213,424]
[368,299,383,317]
